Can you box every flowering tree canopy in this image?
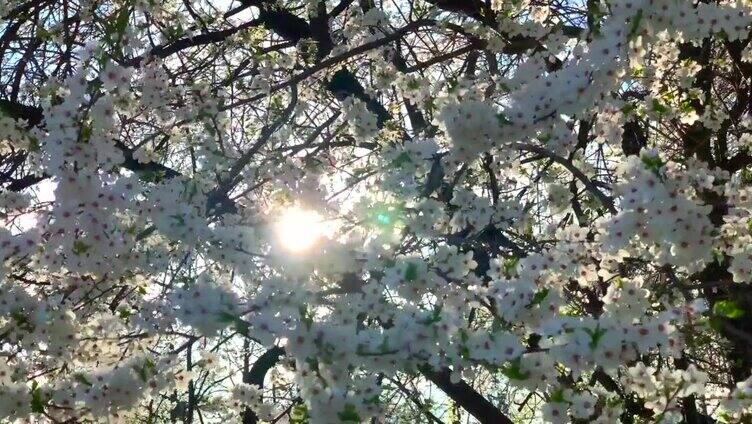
[2,0,752,422]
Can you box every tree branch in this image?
[418,365,513,424]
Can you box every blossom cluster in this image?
[1,0,752,422]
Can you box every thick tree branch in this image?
[419,365,513,424]
[243,346,285,424]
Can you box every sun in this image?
[274,206,327,253]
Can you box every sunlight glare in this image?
[275,207,326,253]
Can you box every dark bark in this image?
[326,68,390,126]
[242,346,285,424]
[621,120,646,156]
[419,365,513,424]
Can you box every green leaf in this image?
[708,316,724,331]
[496,113,511,126]
[203,121,217,136]
[291,404,309,424]
[620,103,636,115]
[217,312,249,335]
[491,317,508,333]
[679,99,694,114]
[407,79,421,90]
[137,169,166,183]
[170,214,186,226]
[27,137,40,152]
[305,357,319,371]
[338,403,361,423]
[166,22,185,42]
[72,240,91,255]
[549,387,566,403]
[651,98,669,117]
[113,6,131,36]
[30,381,45,413]
[378,336,390,354]
[36,26,52,41]
[388,152,411,169]
[627,9,643,40]
[713,249,725,265]
[503,257,519,278]
[423,305,443,325]
[404,262,419,282]
[136,358,155,382]
[185,181,199,201]
[459,344,470,359]
[80,120,92,141]
[217,311,235,323]
[364,394,381,405]
[584,325,608,350]
[74,373,93,387]
[641,153,665,174]
[526,288,549,309]
[11,309,30,329]
[500,358,529,381]
[713,300,745,319]
[299,306,313,330]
